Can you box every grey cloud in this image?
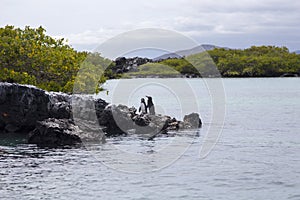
[184,0,300,13]
[1,0,299,51]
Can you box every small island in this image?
[0,82,202,147]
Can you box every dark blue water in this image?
[1,78,299,199]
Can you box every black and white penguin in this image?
[139,98,147,114]
[146,96,155,115]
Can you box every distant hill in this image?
[153,44,229,61]
[294,50,300,54]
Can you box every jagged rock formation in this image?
[0,83,56,132]
[112,57,152,74]
[0,82,202,147]
[28,118,82,147]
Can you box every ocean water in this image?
[1,78,300,200]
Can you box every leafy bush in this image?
[207,46,300,77]
[147,46,300,77]
[0,25,109,93]
[0,68,36,85]
[126,63,180,77]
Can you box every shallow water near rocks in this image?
[1,78,300,199]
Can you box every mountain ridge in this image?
[153,44,229,61]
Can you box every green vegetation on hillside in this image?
[0,25,110,93]
[207,46,300,77]
[148,46,300,77]
[125,63,181,77]
[159,58,200,76]
[119,46,300,78]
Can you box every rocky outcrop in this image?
[0,82,108,134]
[28,118,82,147]
[48,92,72,119]
[0,82,108,146]
[0,82,202,147]
[96,104,201,139]
[97,104,135,136]
[182,113,202,129]
[0,83,51,132]
[97,104,173,137]
[0,83,79,133]
[113,57,152,73]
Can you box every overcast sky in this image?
[1,0,300,52]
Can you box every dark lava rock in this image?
[28,118,82,147]
[0,83,51,132]
[0,83,73,133]
[0,82,108,135]
[0,82,203,143]
[182,113,202,128]
[133,115,151,126]
[73,119,106,143]
[95,98,109,117]
[96,104,180,138]
[113,57,152,73]
[98,104,135,136]
[96,102,203,138]
[48,92,72,119]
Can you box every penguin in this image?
[139,98,147,114]
[146,96,155,115]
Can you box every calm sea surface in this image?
[1,78,299,200]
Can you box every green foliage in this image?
[73,53,110,94]
[159,58,199,76]
[186,53,220,77]
[126,63,180,77]
[0,68,36,85]
[143,46,300,77]
[207,46,300,77]
[104,62,123,79]
[0,25,110,93]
